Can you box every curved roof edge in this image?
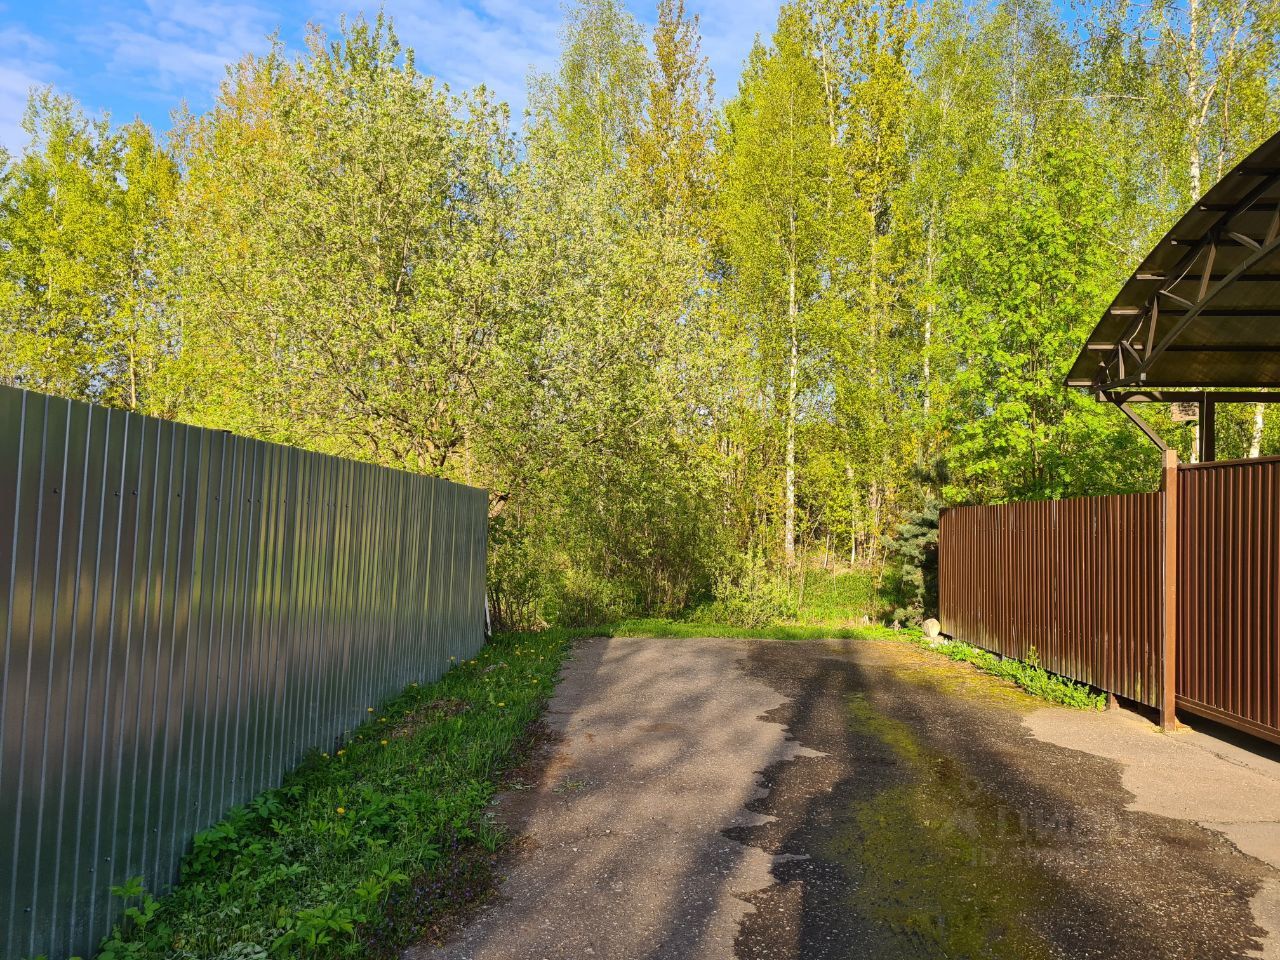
[1068,131,1280,392]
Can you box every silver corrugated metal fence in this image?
[0,385,488,960]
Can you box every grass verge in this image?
[918,637,1105,710]
[92,627,589,960]
[615,618,1105,710]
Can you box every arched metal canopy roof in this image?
[1067,130,1280,392]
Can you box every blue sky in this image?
[0,0,779,152]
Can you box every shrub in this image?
[694,548,796,628]
[884,461,946,625]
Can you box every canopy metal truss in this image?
[1106,389,1280,461]
[1067,131,1280,459]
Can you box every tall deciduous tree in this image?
[0,91,178,410]
[719,5,835,566]
[170,17,515,473]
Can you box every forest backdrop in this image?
[2,0,1279,628]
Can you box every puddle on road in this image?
[830,691,1057,959]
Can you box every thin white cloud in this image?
[83,0,282,102]
[0,25,57,152]
[319,0,565,112]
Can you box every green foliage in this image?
[6,0,1280,629]
[92,629,581,959]
[884,500,940,626]
[695,548,798,628]
[791,568,883,626]
[0,90,178,410]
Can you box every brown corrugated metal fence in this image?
[1178,457,1280,743]
[939,464,1280,746]
[938,494,1163,708]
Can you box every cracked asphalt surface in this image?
[406,635,1280,960]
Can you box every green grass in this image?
[920,637,1106,710]
[615,618,1105,710]
[90,628,589,960]
[792,567,883,625]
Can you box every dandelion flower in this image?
[337,749,345,756]
[336,806,346,815]
[381,739,389,746]
[497,702,505,707]
[367,707,374,713]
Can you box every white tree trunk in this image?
[1250,402,1265,458]
[785,260,798,567]
[846,462,857,566]
[923,215,935,413]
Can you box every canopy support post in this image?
[1160,447,1179,733]
[1198,396,1217,462]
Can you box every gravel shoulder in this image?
[406,634,1280,960]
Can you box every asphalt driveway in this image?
[406,635,1280,960]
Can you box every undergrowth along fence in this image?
[0,385,488,960]
[939,451,1280,748]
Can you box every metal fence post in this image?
[1160,447,1179,732]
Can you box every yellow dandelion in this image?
[381,739,389,746]
[337,749,345,756]
[497,702,505,707]
[367,707,374,713]
[336,806,346,815]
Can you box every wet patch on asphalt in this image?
[729,638,1277,960]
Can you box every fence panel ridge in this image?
[0,385,489,960]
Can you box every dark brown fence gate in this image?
[938,455,1280,746]
[1178,457,1280,743]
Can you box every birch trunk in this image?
[785,257,798,567]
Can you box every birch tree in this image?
[718,5,834,566]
